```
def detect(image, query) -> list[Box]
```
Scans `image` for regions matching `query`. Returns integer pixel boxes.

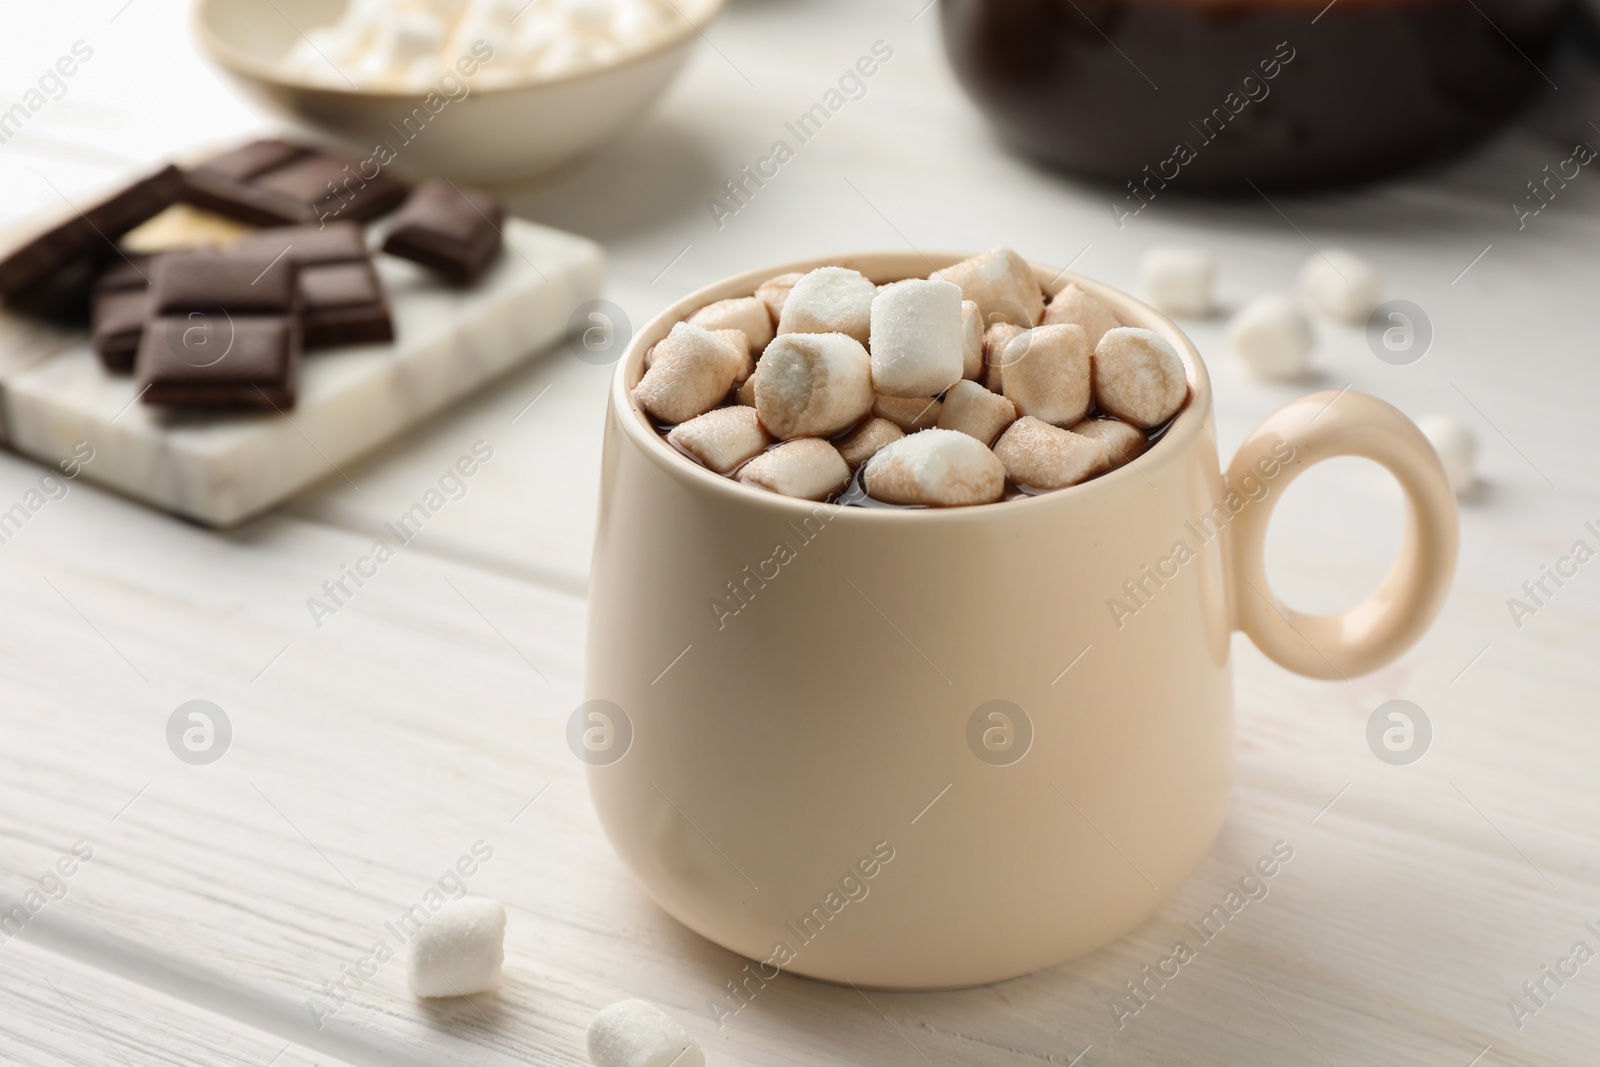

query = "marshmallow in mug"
[636,250,1191,506]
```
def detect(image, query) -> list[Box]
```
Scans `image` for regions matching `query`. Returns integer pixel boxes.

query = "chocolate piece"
[381,180,503,285]
[299,262,394,347]
[234,223,394,347]
[182,139,408,226]
[136,250,302,409]
[90,254,156,371]
[0,164,184,299]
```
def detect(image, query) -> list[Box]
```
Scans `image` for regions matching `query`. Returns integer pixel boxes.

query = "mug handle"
[1225,389,1459,680]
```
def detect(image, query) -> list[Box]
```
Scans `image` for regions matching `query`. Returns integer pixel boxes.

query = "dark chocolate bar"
[0,165,184,299]
[136,250,302,409]
[183,139,408,227]
[381,180,503,285]
[90,253,155,371]
[234,223,393,347]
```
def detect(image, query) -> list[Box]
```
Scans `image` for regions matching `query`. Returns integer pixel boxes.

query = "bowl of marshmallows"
[195,0,723,182]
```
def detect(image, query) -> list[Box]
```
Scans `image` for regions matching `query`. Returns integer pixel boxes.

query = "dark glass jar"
[939,0,1568,192]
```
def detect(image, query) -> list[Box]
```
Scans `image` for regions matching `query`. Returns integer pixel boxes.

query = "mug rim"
[609,251,1214,522]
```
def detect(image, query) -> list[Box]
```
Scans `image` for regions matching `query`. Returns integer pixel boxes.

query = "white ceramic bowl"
[194,0,723,183]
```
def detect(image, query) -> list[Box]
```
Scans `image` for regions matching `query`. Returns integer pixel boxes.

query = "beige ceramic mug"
[583,252,1458,989]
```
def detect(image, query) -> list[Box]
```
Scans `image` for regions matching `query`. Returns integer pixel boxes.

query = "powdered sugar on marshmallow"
[777,266,875,344]
[864,428,1006,507]
[869,279,965,398]
[754,333,874,438]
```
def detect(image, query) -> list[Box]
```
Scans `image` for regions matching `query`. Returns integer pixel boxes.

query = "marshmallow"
[982,322,1024,393]
[869,279,965,398]
[960,300,984,380]
[708,329,755,383]
[1042,283,1120,347]
[754,271,803,327]
[734,373,757,407]
[1002,324,1092,427]
[632,322,744,424]
[1071,417,1147,472]
[754,333,874,439]
[688,297,774,355]
[777,267,875,344]
[993,417,1104,490]
[739,438,850,501]
[932,247,1044,327]
[1092,327,1187,428]
[1299,249,1381,325]
[587,999,704,1067]
[864,428,1006,507]
[937,379,1017,447]
[836,417,905,469]
[668,405,772,474]
[873,394,943,433]
[406,897,505,998]
[1228,294,1314,381]
[1417,413,1478,496]
[1139,247,1216,318]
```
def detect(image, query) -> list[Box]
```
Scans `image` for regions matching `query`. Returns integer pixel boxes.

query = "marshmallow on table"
[1228,294,1314,381]
[1300,248,1381,325]
[587,999,704,1067]
[776,266,875,344]
[688,296,774,354]
[1042,282,1120,347]
[1072,417,1147,471]
[864,428,1006,507]
[755,271,803,327]
[754,333,874,438]
[1140,247,1216,318]
[873,394,943,433]
[869,278,965,398]
[1417,413,1478,496]
[1002,324,1092,427]
[982,322,1024,392]
[993,417,1104,490]
[938,379,1018,447]
[668,405,772,474]
[836,417,904,469]
[632,323,744,424]
[739,438,850,501]
[406,897,505,998]
[932,247,1044,327]
[960,300,983,380]
[1092,327,1187,428]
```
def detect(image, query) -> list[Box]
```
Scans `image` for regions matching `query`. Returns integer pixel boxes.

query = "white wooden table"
[2,2,1598,1065]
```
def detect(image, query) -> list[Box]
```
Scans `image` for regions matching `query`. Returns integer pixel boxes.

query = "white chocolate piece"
[632,322,743,424]
[836,417,904,469]
[1228,294,1314,381]
[993,417,1103,490]
[754,271,803,327]
[872,394,943,433]
[982,322,1024,393]
[1092,327,1187,428]
[1042,282,1120,347]
[959,300,984,380]
[754,333,874,439]
[932,247,1044,326]
[668,405,772,474]
[1002,324,1092,427]
[937,379,1017,447]
[864,428,1005,507]
[776,266,875,344]
[1299,248,1381,324]
[1139,247,1216,318]
[587,999,705,1067]
[869,279,965,398]
[738,438,850,501]
[689,297,774,354]
[708,329,755,383]
[1417,413,1478,496]
[1071,417,1147,473]
[406,897,505,998]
